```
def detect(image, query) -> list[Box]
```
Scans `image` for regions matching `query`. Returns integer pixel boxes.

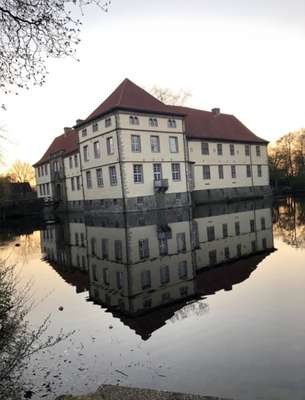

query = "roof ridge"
[116,78,129,106]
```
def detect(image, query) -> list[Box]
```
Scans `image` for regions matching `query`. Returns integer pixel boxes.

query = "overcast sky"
[1,0,305,171]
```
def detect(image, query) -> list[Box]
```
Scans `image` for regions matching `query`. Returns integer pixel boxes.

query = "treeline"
[268,129,305,191]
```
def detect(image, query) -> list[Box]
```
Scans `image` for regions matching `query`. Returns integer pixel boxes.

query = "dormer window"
[92,122,98,132]
[82,128,87,137]
[105,117,111,127]
[168,119,176,128]
[129,115,139,125]
[149,117,158,127]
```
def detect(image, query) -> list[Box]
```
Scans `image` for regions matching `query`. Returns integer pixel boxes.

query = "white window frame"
[93,141,101,159]
[106,137,114,155]
[171,163,181,181]
[96,168,103,187]
[109,166,117,186]
[169,136,178,153]
[131,135,141,152]
[133,164,143,183]
[150,135,160,152]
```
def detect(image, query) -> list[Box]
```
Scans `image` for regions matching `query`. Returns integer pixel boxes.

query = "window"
[41,166,44,176]
[202,142,209,155]
[69,157,73,169]
[114,240,123,261]
[159,237,168,256]
[109,166,117,186]
[169,136,178,152]
[230,144,235,156]
[209,250,217,266]
[92,265,98,281]
[246,165,252,178]
[86,171,92,189]
[81,255,86,269]
[82,128,87,137]
[236,244,242,257]
[178,261,188,279]
[80,233,85,247]
[261,217,266,230]
[46,183,50,195]
[133,164,143,183]
[245,144,250,156]
[153,163,162,181]
[256,145,261,156]
[251,240,257,252]
[203,165,211,180]
[139,239,149,259]
[224,247,230,260]
[235,221,240,235]
[168,118,176,128]
[257,165,262,177]
[150,135,160,152]
[149,117,158,127]
[102,238,109,259]
[262,238,267,249]
[131,135,141,152]
[42,184,46,195]
[137,196,144,205]
[76,176,81,190]
[223,223,228,238]
[231,165,236,179]
[74,154,78,168]
[141,270,151,289]
[207,226,215,241]
[250,219,255,232]
[45,164,48,175]
[92,122,98,132]
[217,143,223,155]
[96,168,103,187]
[38,167,41,177]
[71,177,75,191]
[93,141,101,158]
[105,117,111,127]
[218,165,224,179]
[83,145,89,162]
[129,115,139,125]
[171,163,181,181]
[177,232,186,253]
[103,268,109,285]
[75,232,79,246]
[160,265,170,285]
[91,238,96,256]
[106,137,114,155]
[116,271,124,289]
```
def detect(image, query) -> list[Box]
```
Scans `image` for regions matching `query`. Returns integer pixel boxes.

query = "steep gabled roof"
[33,129,78,167]
[169,105,268,144]
[78,78,185,126]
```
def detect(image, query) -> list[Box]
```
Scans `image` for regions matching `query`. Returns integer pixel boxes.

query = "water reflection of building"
[40,200,274,339]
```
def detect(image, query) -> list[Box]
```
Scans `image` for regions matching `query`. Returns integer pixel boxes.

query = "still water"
[0,197,304,400]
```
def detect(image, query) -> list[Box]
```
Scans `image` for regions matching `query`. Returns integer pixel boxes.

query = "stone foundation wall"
[192,185,272,206]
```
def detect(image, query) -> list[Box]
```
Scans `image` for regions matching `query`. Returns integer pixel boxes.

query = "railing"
[154,179,169,193]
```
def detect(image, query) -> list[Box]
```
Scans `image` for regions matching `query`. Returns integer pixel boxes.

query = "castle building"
[34,79,270,211]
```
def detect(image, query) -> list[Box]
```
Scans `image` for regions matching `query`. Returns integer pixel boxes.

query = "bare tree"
[0,0,111,93]
[150,85,192,106]
[8,160,35,184]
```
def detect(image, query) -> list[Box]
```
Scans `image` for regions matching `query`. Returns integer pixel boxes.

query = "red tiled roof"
[79,78,185,125]
[33,129,78,167]
[78,78,267,144]
[169,105,268,144]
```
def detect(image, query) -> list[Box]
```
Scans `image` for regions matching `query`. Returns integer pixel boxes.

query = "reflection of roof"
[90,250,273,340]
[47,260,89,293]
[33,129,78,167]
[196,251,272,295]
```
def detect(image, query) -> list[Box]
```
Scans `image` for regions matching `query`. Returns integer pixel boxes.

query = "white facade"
[35,162,52,199]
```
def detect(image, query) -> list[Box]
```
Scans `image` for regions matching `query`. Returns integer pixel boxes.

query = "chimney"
[64,127,71,134]
[76,119,84,125]
[211,107,220,115]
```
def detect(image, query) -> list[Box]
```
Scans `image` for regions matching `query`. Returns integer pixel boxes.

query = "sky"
[1,0,305,172]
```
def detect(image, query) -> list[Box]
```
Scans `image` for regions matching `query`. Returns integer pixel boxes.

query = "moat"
[0,197,304,400]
